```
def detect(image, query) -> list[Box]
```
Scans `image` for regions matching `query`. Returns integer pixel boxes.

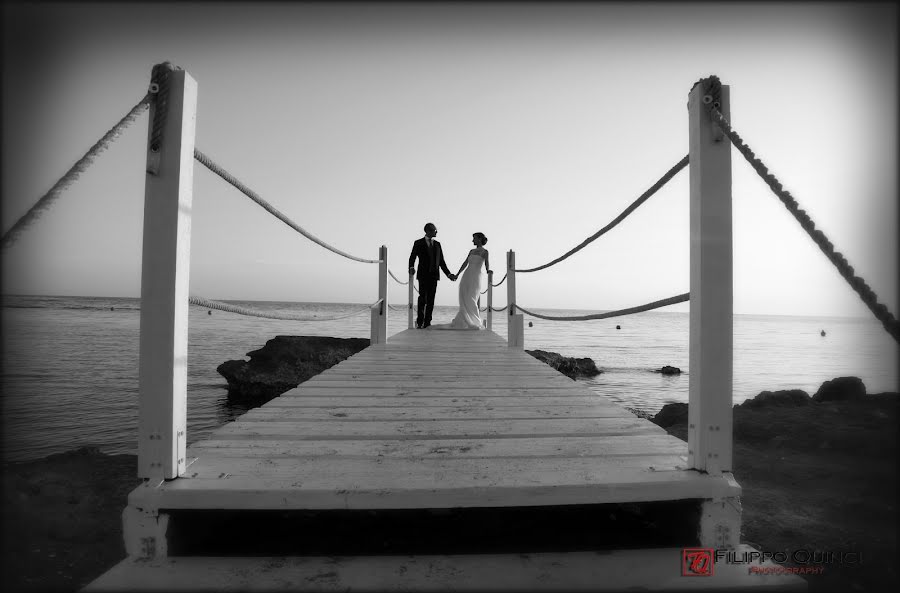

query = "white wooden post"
[137,63,197,480]
[487,270,493,331]
[408,271,414,329]
[507,250,524,348]
[687,79,733,475]
[371,245,388,345]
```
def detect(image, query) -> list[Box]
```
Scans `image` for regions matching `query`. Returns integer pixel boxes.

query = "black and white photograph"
[1,2,897,591]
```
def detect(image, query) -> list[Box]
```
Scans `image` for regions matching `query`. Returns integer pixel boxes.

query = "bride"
[429,232,491,330]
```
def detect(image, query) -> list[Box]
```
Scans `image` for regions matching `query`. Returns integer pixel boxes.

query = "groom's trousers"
[417,277,439,327]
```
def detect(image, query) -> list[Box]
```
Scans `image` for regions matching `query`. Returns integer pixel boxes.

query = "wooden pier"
[86,329,804,591]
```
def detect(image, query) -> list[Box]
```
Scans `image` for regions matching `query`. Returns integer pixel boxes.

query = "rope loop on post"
[193,148,380,264]
[1,94,152,249]
[516,292,689,321]
[706,103,900,343]
[514,155,689,273]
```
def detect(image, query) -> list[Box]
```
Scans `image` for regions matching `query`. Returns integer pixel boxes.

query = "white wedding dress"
[429,253,485,330]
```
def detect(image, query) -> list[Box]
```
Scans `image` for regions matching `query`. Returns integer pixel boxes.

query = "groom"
[408,222,456,328]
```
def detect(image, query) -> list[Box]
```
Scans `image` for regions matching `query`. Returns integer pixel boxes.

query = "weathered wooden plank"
[297,378,578,388]
[239,405,635,421]
[85,545,807,592]
[281,386,597,398]
[188,434,688,459]
[215,418,666,439]
[182,455,691,485]
[318,363,563,372]
[307,370,573,381]
[264,396,613,407]
[131,465,738,510]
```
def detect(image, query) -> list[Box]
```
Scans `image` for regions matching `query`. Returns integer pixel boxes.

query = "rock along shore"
[217,335,370,405]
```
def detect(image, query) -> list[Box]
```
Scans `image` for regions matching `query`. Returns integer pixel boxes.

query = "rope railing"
[388,270,408,285]
[189,295,375,321]
[1,94,152,249]
[492,305,509,312]
[697,79,899,342]
[513,155,689,273]
[515,292,689,321]
[492,272,508,287]
[389,270,419,293]
[193,149,380,264]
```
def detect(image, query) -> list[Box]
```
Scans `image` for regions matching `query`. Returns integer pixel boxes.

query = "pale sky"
[2,2,897,317]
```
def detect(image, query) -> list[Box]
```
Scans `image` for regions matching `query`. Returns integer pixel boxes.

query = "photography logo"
[682,548,715,576]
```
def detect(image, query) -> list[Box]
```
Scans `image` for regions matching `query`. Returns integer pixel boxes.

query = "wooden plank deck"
[85,329,800,592]
[129,329,739,512]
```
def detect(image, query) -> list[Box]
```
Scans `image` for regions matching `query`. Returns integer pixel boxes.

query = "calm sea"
[2,294,897,463]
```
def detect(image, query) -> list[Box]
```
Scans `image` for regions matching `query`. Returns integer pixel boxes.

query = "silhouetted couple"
[408,222,491,330]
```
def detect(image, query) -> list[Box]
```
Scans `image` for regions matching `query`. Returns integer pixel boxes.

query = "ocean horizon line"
[0,292,877,323]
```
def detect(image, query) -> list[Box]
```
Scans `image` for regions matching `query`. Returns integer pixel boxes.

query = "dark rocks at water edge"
[654,365,682,375]
[526,350,602,379]
[649,376,898,432]
[739,389,811,409]
[217,336,370,404]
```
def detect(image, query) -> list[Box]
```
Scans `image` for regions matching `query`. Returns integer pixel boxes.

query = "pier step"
[84,546,807,591]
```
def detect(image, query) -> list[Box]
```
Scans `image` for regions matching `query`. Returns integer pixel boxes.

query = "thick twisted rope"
[1,94,152,249]
[389,270,409,285]
[189,296,374,321]
[515,293,689,321]
[697,81,899,341]
[492,272,508,287]
[492,305,509,312]
[193,149,380,264]
[514,155,689,273]
[392,270,420,294]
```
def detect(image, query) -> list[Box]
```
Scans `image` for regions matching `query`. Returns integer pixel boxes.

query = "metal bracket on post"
[698,474,742,549]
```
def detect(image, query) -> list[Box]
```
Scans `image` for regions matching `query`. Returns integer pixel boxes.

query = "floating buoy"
[528,321,533,327]
[110,307,114,311]
[208,310,212,315]
[616,325,621,330]
[820,330,826,337]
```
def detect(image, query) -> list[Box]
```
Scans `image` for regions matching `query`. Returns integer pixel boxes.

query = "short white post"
[687,79,733,475]
[507,250,524,348]
[371,245,388,344]
[407,271,414,329]
[486,270,494,331]
[137,63,197,480]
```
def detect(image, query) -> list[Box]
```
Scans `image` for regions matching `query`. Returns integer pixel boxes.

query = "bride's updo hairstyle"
[473,232,488,246]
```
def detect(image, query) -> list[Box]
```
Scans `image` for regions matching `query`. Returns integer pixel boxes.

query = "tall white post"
[407,271,414,329]
[372,245,388,344]
[507,250,524,348]
[687,79,733,475]
[138,63,197,480]
[487,270,494,331]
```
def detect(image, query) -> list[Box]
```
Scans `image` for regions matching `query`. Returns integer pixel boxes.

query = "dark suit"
[408,237,453,327]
